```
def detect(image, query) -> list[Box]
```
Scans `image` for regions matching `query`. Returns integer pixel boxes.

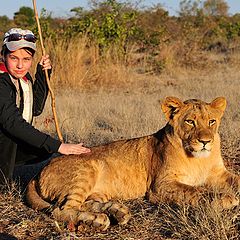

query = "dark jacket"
[0,62,62,182]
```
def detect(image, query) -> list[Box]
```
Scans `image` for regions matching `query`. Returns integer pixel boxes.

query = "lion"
[26,96,240,230]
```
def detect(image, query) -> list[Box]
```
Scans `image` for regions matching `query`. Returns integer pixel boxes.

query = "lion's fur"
[26,97,240,229]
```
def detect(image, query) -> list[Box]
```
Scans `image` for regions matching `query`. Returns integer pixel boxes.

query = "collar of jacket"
[0,62,28,82]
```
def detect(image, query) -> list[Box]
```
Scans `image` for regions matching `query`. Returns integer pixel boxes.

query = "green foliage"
[35,8,55,39]
[222,21,240,40]
[14,6,35,27]
[0,16,12,38]
[66,0,138,55]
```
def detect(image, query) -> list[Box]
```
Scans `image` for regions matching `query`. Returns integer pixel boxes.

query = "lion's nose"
[198,139,211,147]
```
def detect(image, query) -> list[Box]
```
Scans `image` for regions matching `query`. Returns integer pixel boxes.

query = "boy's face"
[5,48,33,79]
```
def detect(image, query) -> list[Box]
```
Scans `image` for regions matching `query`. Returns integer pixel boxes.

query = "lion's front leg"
[148,181,205,206]
[206,168,240,195]
[204,168,240,209]
[148,180,239,209]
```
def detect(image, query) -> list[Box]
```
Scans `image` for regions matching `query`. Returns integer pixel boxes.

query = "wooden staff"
[32,0,64,142]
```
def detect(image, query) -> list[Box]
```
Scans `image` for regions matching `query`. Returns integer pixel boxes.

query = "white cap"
[3,28,36,51]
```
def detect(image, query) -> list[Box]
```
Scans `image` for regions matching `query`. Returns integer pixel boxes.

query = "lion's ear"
[210,97,227,113]
[161,97,183,120]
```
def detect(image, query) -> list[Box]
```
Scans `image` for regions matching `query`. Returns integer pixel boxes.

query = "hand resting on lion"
[26,96,240,230]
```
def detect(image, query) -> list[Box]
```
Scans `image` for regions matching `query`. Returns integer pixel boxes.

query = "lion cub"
[26,97,240,230]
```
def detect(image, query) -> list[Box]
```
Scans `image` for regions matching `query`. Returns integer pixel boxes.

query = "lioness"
[26,97,240,230]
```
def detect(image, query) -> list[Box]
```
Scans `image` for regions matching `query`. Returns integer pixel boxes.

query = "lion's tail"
[26,179,52,212]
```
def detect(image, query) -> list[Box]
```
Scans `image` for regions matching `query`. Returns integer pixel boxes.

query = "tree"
[179,0,202,17]
[14,6,35,27]
[0,15,12,34]
[70,7,85,18]
[68,0,138,53]
[203,0,229,16]
[136,4,169,46]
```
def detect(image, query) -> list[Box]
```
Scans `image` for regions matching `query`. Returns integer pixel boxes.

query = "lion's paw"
[211,194,239,210]
[105,202,131,225]
[78,212,110,231]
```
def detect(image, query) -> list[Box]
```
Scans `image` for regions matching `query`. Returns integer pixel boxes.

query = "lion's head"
[161,97,226,158]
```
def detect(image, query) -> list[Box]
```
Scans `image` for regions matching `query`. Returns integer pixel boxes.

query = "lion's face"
[161,97,226,158]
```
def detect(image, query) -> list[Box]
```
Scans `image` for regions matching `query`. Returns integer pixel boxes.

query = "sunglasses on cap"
[4,33,37,43]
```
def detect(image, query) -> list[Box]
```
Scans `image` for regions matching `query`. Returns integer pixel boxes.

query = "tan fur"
[26,97,240,230]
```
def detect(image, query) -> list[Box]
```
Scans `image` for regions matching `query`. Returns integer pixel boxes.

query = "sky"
[0,0,239,19]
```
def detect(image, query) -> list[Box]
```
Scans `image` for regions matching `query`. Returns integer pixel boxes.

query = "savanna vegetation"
[1,0,240,239]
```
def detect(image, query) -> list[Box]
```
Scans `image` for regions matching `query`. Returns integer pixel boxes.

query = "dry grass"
[1,38,240,239]
[1,186,240,240]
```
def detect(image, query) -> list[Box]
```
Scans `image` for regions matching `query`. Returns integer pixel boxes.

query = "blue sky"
[0,0,239,18]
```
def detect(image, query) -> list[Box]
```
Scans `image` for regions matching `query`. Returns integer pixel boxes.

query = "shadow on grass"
[0,233,18,240]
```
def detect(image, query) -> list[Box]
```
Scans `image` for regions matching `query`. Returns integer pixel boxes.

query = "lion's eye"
[209,119,216,126]
[185,120,195,126]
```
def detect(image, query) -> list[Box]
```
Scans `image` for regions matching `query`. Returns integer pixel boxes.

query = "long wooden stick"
[32,0,63,142]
